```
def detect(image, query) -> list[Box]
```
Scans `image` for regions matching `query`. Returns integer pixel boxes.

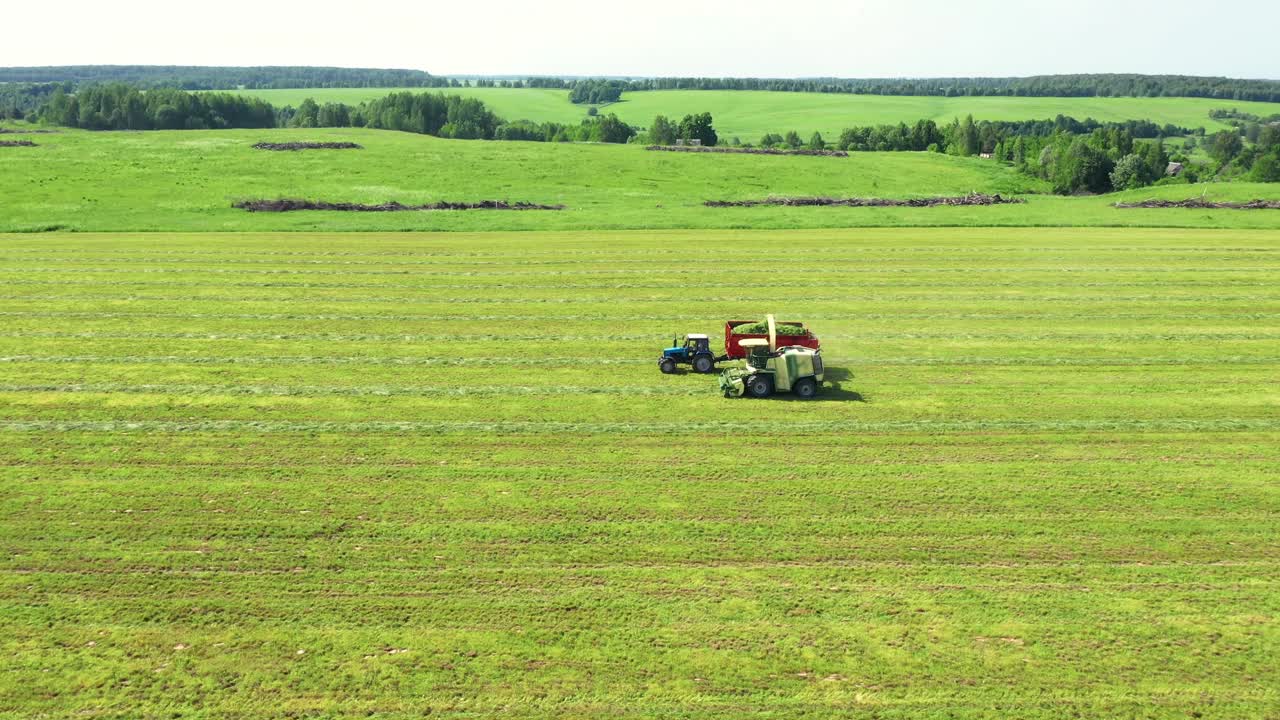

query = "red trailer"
[724,316,821,359]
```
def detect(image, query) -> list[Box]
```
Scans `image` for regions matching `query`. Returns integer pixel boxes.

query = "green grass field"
[231,87,1280,138]
[7,125,1280,234]
[1,228,1277,718]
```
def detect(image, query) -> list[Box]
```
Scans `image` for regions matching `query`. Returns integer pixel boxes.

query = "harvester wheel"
[746,375,774,398]
[793,378,818,399]
[659,359,677,374]
[693,355,714,373]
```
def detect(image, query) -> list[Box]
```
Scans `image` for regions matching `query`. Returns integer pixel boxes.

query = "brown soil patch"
[233,199,565,212]
[252,142,363,151]
[648,145,848,157]
[1114,198,1280,210]
[705,192,1023,208]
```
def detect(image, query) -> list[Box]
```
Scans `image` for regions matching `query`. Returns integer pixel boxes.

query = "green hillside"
[608,91,1280,139]
[231,87,1280,138]
[6,125,1280,234]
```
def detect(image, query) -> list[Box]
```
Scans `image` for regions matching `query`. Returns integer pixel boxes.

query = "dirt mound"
[252,142,363,151]
[233,199,565,212]
[648,145,848,157]
[1114,198,1280,210]
[705,193,1023,208]
[0,140,37,147]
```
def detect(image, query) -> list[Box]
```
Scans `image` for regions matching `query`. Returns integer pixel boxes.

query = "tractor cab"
[680,334,711,355]
[741,338,774,369]
[658,333,721,374]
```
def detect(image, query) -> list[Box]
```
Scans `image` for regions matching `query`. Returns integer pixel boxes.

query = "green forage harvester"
[719,315,825,399]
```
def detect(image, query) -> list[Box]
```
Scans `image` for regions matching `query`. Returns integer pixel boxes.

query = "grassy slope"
[608,91,1280,139]
[5,126,1280,233]
[232,87,1280,137]
[0,228,1276,718]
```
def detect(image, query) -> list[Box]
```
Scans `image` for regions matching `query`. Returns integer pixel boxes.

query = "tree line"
[1009,123,1280,190]
[699,112,1271,194]
[0,82,67,120]
[0,65,452,90]
[568,80,627,104]
[610,74,1280,102]
[36,84,640,144]
[1209,108,1280,145]
[281,91,637,143]
[40,85,276,130]
[463,74,1280,103]
[7,68,1280,102]
[1195,125,1280,182]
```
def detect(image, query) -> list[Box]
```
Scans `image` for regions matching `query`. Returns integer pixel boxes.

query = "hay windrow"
[252,142,363,151]
[648,145,848,157]
[705,193,1023,208]
[0,140,37,147]
[0,128,58,135]
[1113,198,1280,210]
[233,199,565,212]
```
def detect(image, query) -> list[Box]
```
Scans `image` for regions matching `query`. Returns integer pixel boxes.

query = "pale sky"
[4,0,1278,79]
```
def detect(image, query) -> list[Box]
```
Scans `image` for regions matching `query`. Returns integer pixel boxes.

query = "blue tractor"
[658,333,726,374]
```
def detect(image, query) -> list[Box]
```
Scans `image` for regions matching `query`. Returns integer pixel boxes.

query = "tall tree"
[649,115,677,145]
[960,114,979,156]
[677,112,717,147]
[1210,130,1244,165]
[293,98,319,128]
[595,114,636,144]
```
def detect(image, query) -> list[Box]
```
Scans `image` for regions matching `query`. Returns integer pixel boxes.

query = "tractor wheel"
[693,355,714,373]
[659,359,677,374]
[746,375,774,398]
[793,377,818,399]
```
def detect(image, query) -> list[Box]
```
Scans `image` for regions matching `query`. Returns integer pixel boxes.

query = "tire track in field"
[3,265,1273,276]
[5,279,1274,293]
[0,377,1266,398]
[2,311,1275,322]
[2,330,1277,343]
[1,355,1275,367]
[3,293,1275,305]
[3,245,1274,260]
[0,383,708,397]
[1,418,1275,434]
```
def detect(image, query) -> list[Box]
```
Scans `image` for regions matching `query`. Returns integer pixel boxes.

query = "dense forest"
[613,75,1280,102]
[816,116,1194,154]
[0,66,452,89]
[35,84,637,144]
[6,67,1280,101]
[568,80,626,104]
[0,82,67,120]
[473,74,1280,103]
[39,85,276,130]
[723,112,1279,193]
